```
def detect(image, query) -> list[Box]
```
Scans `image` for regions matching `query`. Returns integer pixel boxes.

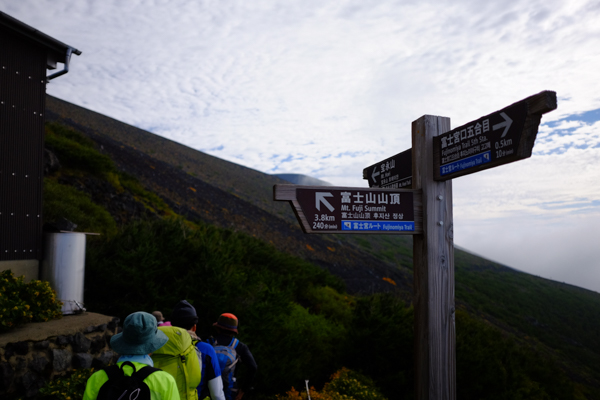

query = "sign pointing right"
[493,112,513,137]
[433,90,557,181]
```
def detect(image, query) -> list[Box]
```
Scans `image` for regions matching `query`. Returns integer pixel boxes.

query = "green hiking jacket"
[83,360,180,400]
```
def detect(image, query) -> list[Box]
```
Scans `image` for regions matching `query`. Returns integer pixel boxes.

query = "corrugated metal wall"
[0,27,47,261]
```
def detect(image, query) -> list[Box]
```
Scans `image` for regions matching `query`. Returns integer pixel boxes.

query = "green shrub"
[23,278,63,322]
[0,270,62,332]
[46,122,95,147]
[119,172,173,215]
[277,368,387,400]
[323,368,387,400]
[85,218,343,321]
[43,179,117,237]
[270,303,347,386]
[78,215,583,400]
[38,368,94,400]
[303,286,355,326]
[84,217,347,394]
[45,123,116,176]
[344,294,414,398]
[455,250,600,382]
[456,309,577,400]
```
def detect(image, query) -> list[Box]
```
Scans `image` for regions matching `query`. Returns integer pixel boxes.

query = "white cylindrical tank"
[42,232,87,314]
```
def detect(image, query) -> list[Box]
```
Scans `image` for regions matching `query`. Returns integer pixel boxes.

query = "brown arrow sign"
[363,148,412,189]
[433,90,557,181]
[274,184,423,234]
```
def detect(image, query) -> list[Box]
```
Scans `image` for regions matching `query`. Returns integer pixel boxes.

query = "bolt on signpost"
[274,91,557,400]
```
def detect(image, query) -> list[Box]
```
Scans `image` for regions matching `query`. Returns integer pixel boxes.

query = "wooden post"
[412,115,455,400]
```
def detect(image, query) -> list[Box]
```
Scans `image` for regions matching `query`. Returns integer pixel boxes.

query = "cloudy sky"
[3,0,599,292]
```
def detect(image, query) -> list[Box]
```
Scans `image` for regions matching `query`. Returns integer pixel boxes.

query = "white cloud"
[455,213,600,293]
[536,118,600,154]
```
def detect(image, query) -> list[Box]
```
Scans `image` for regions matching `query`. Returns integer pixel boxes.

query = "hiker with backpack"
[207,313,257,400]
[83,311,180,400]
[152,310,172,326]
[151,303,204,400]
[169,300,226,400]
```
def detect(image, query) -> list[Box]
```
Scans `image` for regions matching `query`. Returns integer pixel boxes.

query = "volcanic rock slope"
[44,95,414,296]
[44,95,600,390]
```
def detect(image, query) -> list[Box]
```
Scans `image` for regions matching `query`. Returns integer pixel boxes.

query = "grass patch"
[45,122,116,176]
[43,179,117,237]
[120,172,174,216]
[44,122,177,221]
[355,237,372,250]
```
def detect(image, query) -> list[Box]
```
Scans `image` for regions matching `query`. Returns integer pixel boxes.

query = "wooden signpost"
[273,90,557,400]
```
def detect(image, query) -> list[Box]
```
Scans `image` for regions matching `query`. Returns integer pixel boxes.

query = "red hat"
[213,313,238,334]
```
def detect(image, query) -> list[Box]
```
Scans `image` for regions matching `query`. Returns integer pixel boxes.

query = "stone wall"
[0,312,119,398]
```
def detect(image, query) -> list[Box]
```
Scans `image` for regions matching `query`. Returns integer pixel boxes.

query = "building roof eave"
[0,11,82,75]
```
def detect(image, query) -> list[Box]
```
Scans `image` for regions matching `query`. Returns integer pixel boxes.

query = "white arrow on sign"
[315,192,334,212]
[371,167,380,183]
[493,112,513,138]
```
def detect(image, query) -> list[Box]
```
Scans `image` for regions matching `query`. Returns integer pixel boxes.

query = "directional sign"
[363,148,412,189]
[274,185,422,234]
[433,90,557,180]
[273,90,558,400]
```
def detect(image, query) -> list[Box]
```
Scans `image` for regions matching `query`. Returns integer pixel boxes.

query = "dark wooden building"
[0,12,80,280]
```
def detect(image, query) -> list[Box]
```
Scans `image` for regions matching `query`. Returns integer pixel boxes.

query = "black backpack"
[97,361,160,400]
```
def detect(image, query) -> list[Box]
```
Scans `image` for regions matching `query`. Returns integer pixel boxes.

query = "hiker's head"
[110,311,169,355]
[152,310,164,322]
[213,313,238,335]
[171,300,199,330]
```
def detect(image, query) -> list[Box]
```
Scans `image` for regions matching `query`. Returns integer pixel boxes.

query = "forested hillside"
[41,96,600,399]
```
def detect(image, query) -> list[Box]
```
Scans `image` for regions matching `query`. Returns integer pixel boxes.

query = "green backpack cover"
[151,326,202,400]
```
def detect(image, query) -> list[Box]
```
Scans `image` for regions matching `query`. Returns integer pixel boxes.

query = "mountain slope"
[44,95,600,394]
[45,95,414,296]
